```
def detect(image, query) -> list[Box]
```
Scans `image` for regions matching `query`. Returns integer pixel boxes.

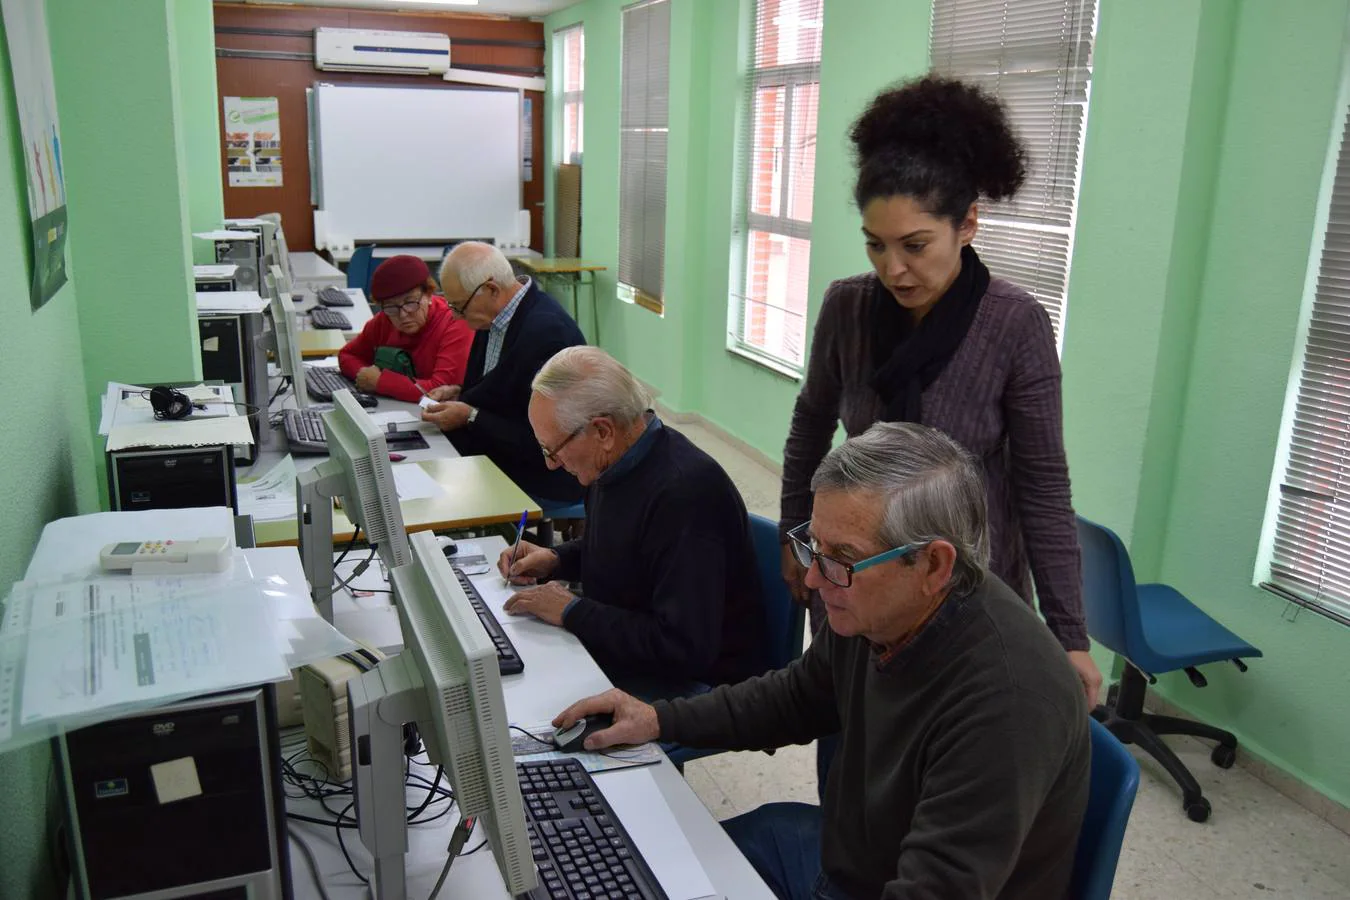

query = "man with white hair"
[497,346,769,693]
[421,242,586,504]
[552,422,1090,900]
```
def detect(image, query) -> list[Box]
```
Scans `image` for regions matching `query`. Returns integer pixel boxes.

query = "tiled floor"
[675,419,1350,899]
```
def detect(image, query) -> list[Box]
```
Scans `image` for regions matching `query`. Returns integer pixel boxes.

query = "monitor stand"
[297,459,345,621]
[348,655,430,900]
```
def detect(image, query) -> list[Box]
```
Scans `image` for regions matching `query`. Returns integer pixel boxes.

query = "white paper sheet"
[467,574,531,628]
[370,410,420,428]
[302,355,340,369]
[195,290,267,314]
[193,264,238,279]
[107,415,254,451]
[392,464,444,501]
[237,455,299,522]
[594,767,718,900]
[193,229,255,241]
[2,575,291,741]
[418,394,437,410]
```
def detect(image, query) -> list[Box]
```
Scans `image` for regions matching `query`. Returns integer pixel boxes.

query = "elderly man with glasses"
[336,254,474,401]
[496,346,769,696]
[553,421,1090,900]
[420,242,586,505]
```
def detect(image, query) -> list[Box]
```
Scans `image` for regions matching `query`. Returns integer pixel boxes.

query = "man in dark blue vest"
[422,242,585,504]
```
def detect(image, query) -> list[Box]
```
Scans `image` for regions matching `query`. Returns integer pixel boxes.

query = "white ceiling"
[244,0,578,18]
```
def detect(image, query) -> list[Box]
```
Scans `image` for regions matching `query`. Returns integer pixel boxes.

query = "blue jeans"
[722,803,856,900]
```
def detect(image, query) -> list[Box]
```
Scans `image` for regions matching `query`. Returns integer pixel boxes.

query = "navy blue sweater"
[554,423,769,686]
[449,283,586,503]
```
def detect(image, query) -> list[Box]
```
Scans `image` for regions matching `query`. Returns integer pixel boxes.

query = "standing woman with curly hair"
[781,76,1101,727]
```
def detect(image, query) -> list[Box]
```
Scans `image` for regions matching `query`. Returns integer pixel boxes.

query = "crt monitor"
[348,531,536,899]
[296,390,412,621]
[263,266,307,407]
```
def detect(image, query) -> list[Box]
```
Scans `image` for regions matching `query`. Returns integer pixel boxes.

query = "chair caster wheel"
[1211,744,1237,769]
[1185,797,1212,823]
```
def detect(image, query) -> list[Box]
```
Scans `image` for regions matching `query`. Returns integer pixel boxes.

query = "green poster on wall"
[1,0,69,311]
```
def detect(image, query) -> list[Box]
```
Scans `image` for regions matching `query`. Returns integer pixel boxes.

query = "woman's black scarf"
[869,244,990,422]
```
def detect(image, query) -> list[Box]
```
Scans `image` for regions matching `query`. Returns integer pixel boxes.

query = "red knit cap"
[369,254,431,301]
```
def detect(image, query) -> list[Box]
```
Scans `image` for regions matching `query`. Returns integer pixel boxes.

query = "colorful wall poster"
[2,0,70,310]
[224,96,283,187]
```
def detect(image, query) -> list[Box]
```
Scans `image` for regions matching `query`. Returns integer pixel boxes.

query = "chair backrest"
[1072,717,1140,900]
[748,513,806,670]
[347,244,376,294]
[1076,516,1144,658]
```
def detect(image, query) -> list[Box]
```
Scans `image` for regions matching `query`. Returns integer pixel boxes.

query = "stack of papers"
[1,507,354,754]
[195,290,267,314]
[99,381,254,451]
[236,455,299,522]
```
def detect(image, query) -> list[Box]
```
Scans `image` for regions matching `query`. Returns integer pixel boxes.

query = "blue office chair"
[1077,516,1262,822]
[666,513,806,768]
[347,244,376,295]
[1072,717,1140,900]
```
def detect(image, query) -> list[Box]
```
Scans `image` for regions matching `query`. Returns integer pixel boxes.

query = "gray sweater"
[654,575,1090,900]
[781,274,1088,651]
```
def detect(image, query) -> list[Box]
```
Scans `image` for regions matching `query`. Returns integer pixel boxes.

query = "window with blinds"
[929,0,1098,342]
[557,24,585,165]
[728,0,823,373]
[618,0,670,315]
[1266,106,1350,626]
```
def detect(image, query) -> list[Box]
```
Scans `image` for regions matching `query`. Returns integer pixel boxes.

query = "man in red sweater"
[337,255,473,402]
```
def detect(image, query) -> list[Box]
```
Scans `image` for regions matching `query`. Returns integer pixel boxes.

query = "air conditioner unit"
[314,27,451,76]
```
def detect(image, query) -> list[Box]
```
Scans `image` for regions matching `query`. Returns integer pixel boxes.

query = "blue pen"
[506,509,529,583]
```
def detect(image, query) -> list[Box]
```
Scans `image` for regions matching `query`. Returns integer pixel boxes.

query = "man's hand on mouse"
[553,689,660,751]
[503,582,573,626]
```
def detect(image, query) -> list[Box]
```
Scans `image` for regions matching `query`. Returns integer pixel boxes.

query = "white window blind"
[557,24,585,165]
[729,0,823,373]
[930,0,1098,342]
[618,0,670,314]
[1267,106,1350,625]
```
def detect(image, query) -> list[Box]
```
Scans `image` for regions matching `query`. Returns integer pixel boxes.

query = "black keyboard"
[304,367,377,407]
[317,285,355,307]
[281,408,328,454]
[518,758,667,900]
[309,307,352,330]
[453,567,523,675]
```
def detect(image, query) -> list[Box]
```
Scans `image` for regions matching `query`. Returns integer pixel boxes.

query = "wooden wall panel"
[212,2,545,252]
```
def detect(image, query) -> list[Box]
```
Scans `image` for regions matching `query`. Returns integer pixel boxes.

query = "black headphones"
[148,386,193,420]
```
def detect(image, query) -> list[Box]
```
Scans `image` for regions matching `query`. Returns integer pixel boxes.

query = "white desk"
[240,388,542,547]
[293,286,373,334]
[286,535,773,900]
[290,251,345,290]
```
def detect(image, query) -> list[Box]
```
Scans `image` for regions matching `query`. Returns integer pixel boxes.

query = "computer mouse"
[553,713,614,753]
[435,535,457,557]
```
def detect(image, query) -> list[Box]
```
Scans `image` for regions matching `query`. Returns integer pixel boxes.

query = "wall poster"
[224,96,283,187]
[2,0,70,311]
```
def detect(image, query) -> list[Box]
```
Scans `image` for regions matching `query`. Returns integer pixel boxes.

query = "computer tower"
[198,310,269,462]
[57,688,292,900]
[107,444,238,513]
[216,235,262,294]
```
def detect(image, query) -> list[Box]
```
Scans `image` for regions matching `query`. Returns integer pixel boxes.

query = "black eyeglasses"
[540,423,587,462]
[379,295,425,317]
[786,522,927,588]
[448,281,489,317]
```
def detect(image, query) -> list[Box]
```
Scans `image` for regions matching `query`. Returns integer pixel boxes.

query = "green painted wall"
[1153,0,1350,808]
[548,0,1350,807]
[546,0,931,455]
[173,0,224,263]
[49,0,202,458]
[0,11,99,898]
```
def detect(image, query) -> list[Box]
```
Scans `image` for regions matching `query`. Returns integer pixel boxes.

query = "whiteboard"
[313,84,521,243]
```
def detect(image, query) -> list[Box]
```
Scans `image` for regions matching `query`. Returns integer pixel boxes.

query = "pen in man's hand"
[506,509,529,583]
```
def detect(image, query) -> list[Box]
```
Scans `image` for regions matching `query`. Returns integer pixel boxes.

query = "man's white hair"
[438,241,517,293]
[532,347,652,433]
